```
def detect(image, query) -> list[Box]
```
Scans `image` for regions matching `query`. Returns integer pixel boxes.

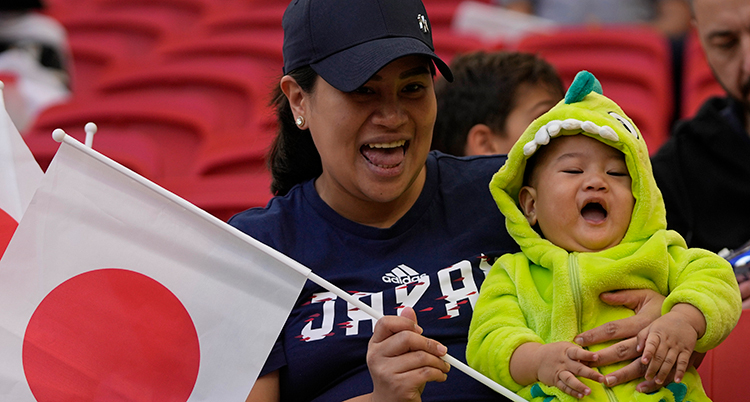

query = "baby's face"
[519,135,635,252]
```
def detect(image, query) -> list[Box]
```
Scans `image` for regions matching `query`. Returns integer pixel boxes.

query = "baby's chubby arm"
[510,341,605,399]
[637,303,706,386]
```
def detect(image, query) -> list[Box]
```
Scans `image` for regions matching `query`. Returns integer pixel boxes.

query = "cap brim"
[311,37,453,93]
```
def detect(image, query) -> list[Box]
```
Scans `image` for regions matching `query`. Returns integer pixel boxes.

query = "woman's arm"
[245,371,280,402]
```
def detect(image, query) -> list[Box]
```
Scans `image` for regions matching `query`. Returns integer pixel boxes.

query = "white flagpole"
[84,122,97,148]
[51,129,525,402]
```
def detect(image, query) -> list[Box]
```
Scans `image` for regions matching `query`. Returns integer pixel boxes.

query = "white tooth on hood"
[523,141,538,156]
[581,121,600,134]
[599,126,619,141]
[534,126,551,145]
[547,120,562,137]
[367,140,406,149]
[562,119,581,130]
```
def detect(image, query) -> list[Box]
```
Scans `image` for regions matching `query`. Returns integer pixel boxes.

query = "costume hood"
[490,70,666,254]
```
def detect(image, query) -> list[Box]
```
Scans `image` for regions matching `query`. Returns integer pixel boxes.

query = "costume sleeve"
[467,253,544,391]
[663,231,742,352]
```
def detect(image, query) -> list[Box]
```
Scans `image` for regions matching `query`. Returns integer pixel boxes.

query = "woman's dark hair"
[267,66,320,196]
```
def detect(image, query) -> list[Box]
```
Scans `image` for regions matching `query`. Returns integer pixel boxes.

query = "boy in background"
[432,51,563,156]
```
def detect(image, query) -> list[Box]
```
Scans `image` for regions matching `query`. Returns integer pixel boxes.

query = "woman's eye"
[402,83,425,93]
[352,86,375,95]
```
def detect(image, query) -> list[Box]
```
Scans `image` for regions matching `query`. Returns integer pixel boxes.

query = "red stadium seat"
[423,0,494,30]
[153,31,283,87]
[74,0,213,31]
[516,25,674,153]
[24,98,209,181]
[198,3,287,34]
[697,309,750,401]
[162,170,273,222]
[58,14,170,95]
[431,30,496,66]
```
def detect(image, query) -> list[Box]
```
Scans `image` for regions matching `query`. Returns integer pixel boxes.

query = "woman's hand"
[575,289,665,349]
[573,289,707,393]
[366,307,451,402]
[574,289,665,390]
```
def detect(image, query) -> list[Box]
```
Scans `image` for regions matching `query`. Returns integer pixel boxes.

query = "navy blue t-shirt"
[228,152,517,402]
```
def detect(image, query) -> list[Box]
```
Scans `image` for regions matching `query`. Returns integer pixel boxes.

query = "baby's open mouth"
[360,140,408,168]
[581,202,607,223]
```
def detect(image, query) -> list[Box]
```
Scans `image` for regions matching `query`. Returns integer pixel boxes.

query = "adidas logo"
[382,264,428,285]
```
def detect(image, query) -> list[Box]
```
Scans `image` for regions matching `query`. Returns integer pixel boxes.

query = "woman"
[229,0,673,400]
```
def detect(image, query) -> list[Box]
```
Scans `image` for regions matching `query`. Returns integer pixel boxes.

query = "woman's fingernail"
[636,344,642,352]
[605,376,615,386]
[437,344,447,355]
[575,337,584,344]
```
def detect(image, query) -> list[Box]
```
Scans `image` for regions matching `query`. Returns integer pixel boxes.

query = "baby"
[467,71,742,401]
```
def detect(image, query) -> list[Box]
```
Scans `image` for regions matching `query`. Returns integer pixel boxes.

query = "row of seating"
[21,0,721,222]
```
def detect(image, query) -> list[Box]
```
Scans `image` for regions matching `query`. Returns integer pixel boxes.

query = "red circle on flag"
[0,207,18,258]
[22,269,200,402]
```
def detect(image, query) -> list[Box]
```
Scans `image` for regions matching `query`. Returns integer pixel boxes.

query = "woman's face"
[302,56,437,224]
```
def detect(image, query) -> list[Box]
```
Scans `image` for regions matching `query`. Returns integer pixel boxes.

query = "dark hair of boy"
[432,51,564,156]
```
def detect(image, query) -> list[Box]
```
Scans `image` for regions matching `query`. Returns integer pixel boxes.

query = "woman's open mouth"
[360,140,409,168]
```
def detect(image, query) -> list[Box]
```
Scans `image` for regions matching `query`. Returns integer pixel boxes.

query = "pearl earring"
[295,116,305,128]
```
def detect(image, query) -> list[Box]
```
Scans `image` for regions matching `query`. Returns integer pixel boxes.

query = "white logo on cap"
[417,14,429,34]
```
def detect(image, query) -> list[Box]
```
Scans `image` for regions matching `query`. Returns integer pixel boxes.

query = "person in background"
[432,51,563,156]
[651,0,750,308]
[0,0,71,131]
[228,0,685,400]
[495,0,691,39]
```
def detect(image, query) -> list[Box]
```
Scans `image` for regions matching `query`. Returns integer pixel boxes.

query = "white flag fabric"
[0,133,310,401]
[0,82,43,256]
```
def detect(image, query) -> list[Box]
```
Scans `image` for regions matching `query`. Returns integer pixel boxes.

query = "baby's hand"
[537,342,605,399]
[637,305,702,386]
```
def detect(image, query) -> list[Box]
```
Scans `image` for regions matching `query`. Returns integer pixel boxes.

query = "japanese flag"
[0,132,310,401]
[0,82,43,256]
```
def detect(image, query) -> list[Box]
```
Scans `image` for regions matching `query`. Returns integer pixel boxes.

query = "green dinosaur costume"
[466,71,742,402]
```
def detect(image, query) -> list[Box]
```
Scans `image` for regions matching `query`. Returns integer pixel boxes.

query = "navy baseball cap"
[282,0,453,92]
